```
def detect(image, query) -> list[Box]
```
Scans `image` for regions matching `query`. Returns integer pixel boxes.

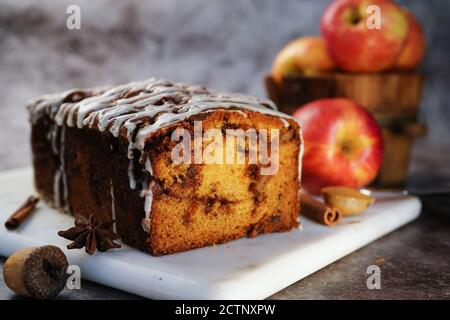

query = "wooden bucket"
[264,72,426,187]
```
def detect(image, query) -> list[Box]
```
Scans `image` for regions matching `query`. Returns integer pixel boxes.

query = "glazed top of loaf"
[27,78,297,152]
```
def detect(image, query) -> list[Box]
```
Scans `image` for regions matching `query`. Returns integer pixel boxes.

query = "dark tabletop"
[1,174,449,300]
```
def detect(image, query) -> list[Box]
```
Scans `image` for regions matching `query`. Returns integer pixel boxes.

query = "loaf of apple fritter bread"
[28,78,303,256]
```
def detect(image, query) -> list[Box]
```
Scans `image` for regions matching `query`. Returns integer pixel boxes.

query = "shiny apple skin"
[394,10,425,70]
[294,98,384,194]
[272,36,335,83]
[321,0,409,73]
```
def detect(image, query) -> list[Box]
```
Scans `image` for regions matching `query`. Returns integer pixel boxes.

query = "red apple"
[394,10,425,70]
[272,36,335,83]
[321,0,409,73]
[294,98,383,194]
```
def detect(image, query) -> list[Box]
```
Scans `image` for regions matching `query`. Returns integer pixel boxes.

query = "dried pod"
[321,186,375,216]
[3,245,68,299]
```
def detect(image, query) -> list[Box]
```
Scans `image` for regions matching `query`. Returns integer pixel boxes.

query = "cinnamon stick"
[301,193,342,226]
[5,196,40,230]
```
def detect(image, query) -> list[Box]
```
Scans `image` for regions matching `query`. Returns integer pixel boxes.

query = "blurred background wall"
[0,0,448,181]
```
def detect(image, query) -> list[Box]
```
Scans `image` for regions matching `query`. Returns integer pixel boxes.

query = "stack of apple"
[272,0,425,79]
[271,0,425,194]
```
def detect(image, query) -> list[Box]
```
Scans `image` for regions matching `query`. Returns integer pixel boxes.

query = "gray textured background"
[0,0,449,177]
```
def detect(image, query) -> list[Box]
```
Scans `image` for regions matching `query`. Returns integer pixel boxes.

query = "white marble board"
[0,168,421,299]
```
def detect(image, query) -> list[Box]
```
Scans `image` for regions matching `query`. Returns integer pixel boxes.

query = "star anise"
[58,214,121,255]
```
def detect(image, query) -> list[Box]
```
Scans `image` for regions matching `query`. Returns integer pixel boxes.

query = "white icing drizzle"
[128,161,137,190]
[60,126,69,212]
[297,127,304,203]
[53,169,62,208]
[49,123,68,211]
[28,88,107,125]
[140,154,155,232]
[29,78,295,155]
[110,179,117,233]
[132,92,292,151]
[49,123,59,154]
[28,78,302,233]
[140,180,155,233]
[144,156,153,176]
